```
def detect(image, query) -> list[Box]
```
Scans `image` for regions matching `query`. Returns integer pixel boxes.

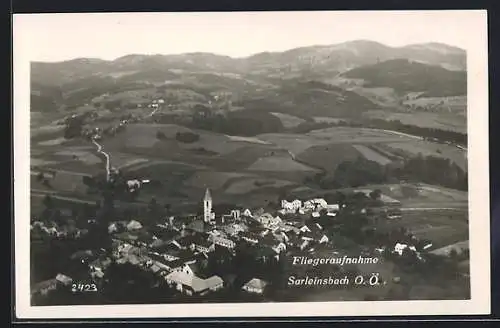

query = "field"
[224,177,295,195]
[247,155,318,172]
[295,143,362,171]
[184,171,256,190]
[270,112,306,128]
[29,119,469,212]
[30,170,90,195]
[352,144,392,165]
[363,110,467,134]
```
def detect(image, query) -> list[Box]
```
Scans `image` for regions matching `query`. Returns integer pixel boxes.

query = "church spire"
[203,188,213,223]
[204,188,212,201]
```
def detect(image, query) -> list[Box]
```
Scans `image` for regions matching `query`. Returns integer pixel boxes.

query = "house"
[89,257,112,272]
[175,235,195,250]
[275,231,290,243]
[55,273,73,286]
[258,214,282,227]
[242,209,253,217]
[191,234,215,253]
[223,223,247,236]
[326,204,340,212]
[230,210,241,220]
[281,199,302,213]
[239,232,259,244]
[272,242,287,254]
[303,200,316,211]
[114,232,139,245]
[126,220,143,231]
[165,264,223,296]
[393,243,417,256]
[211,235,236,249]
[299,225,311,233]
[108,222,120,234]
[242,278,268,294]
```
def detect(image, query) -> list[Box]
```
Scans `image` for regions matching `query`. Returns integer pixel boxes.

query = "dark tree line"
[290,118,467,146]
[190,107,284,136]
[307,154,467,191]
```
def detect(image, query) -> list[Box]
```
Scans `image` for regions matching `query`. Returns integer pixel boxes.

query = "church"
[203,188,216,224]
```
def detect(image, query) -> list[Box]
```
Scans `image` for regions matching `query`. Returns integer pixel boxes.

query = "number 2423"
[72,283,97,292]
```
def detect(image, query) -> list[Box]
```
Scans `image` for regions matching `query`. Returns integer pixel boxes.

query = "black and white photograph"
[14,10,490,318]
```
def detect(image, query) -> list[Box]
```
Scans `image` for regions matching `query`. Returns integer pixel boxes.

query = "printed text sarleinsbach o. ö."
[287,255,382,287]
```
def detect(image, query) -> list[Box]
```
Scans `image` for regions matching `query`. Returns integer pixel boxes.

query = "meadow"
[362,110,467,134]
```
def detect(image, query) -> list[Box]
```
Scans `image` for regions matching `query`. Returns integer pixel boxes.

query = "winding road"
[90,106,160,181]
[92,138,111,181]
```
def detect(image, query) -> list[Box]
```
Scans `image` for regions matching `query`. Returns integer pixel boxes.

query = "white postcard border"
[14,10,491,319]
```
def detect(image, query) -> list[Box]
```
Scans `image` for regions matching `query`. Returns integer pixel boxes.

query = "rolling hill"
[341,59,467,97]
[30,40,467,127]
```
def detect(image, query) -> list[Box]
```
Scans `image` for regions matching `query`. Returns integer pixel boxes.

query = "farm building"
[242,278,268,294]
[165,266,223,296]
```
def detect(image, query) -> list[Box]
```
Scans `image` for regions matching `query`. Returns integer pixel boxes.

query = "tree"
[369,189,382,200]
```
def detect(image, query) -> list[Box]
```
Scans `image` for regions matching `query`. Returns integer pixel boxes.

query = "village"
[30,179,469,304]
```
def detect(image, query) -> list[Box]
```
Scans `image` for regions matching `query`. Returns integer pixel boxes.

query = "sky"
[13,11,482,62]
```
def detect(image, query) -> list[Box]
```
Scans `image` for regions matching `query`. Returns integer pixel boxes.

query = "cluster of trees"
[63,116,86,139]
[394,154,467,190]
[190,107,284,136]
[307,153,467,191]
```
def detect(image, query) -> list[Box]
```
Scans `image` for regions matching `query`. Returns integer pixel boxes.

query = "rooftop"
[243,278,268,290]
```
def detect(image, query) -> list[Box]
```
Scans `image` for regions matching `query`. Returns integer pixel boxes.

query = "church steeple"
[203,188,213,223]
[204,188,212,201]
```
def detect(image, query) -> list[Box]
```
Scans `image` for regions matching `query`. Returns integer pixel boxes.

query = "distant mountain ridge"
[30,40,467,114]
[32,40,466,84]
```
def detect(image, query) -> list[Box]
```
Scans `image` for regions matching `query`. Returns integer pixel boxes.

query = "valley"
[28,39,470,305]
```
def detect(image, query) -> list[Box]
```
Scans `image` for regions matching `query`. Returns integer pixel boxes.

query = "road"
[146,106,160,118]
[91,106,159,180]
[92,139,111,181]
